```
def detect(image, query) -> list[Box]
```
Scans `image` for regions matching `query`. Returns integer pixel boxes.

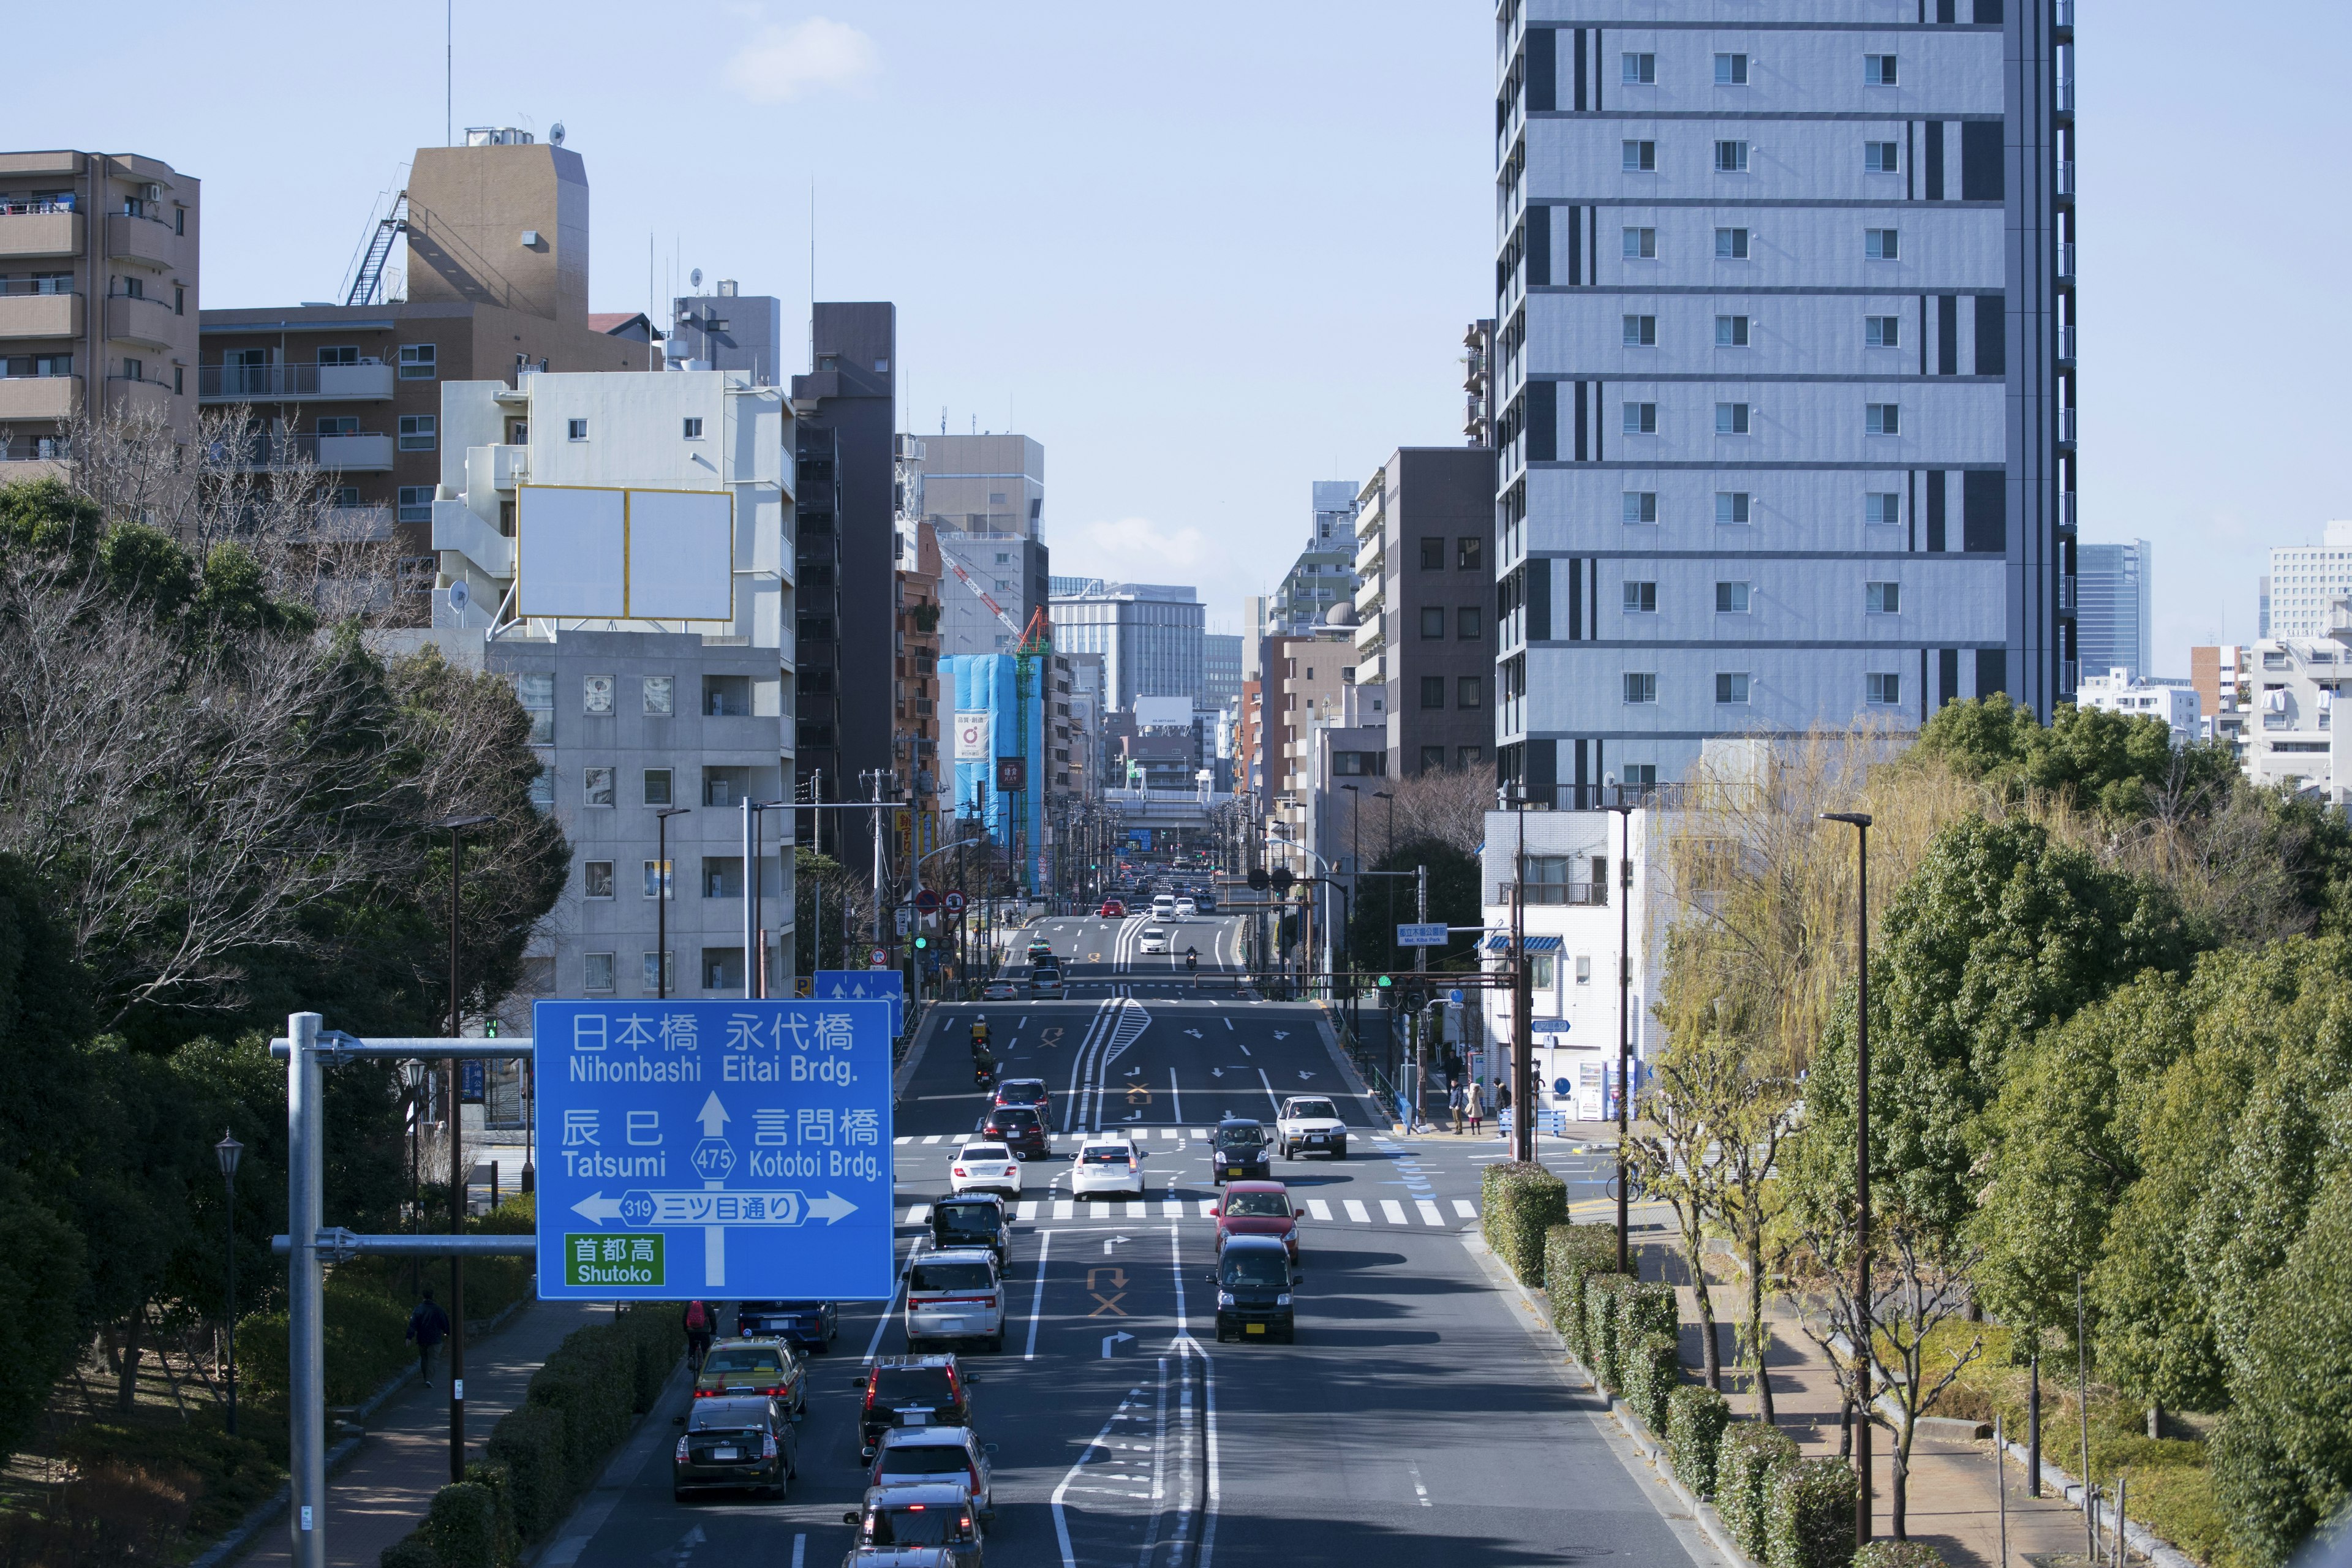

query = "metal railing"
[200,361,388,399]
[2057,325,2076,364]
[2058,406,2078,445]
[0,278,72,296]
[0,200,74,217]
[1498,880,1608,907]
[2056,160,2075,197]
[2055,79,2075,113]
[2056,242,2076,282]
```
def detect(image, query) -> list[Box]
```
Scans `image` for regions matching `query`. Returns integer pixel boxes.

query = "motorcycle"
[1185,949,1199,973]
[973,1056,997,1087]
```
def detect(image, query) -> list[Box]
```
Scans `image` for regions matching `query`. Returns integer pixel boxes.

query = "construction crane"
[932,539,1026,644]
[933,538,1053,891]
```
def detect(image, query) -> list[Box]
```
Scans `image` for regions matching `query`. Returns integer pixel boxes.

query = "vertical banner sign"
[533,999,896,1300]
[954,712,991,760]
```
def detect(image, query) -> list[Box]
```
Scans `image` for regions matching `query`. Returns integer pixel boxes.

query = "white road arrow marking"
[1101,1331,1136,1359]
[1104,1234,1132,1255]
[571,1192,624,1224]
[1210,1068,1224,1078]
[696,1092,730,1136]
[1272,1030,1290,1041]
[1297,1070,1315,1080]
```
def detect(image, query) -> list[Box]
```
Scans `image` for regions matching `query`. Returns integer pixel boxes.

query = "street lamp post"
[215,1129,243,1436]
[654,805,692,1000]
[1821,809,1875,1545]
[432,811,493,1485]
[1602,775,1637,1271]
[401,1058,424,1297]
[1341,783,1361,986]
[1373,790,1395,974]
[743,797,789,998]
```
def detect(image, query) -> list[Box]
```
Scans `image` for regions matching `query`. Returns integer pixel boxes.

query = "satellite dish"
[448,580,470,614]
[549,121,565,146]
[691,267,703,290]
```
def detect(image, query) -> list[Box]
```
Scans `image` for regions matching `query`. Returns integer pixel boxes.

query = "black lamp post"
[653,805,691,999]
[1601,775,1637,1271]
[1820,809,1874,1545]
[432,810,493,1485]
[1340,783,1361,976]
[401,1057,425,1295]
[215,1128,243,1436]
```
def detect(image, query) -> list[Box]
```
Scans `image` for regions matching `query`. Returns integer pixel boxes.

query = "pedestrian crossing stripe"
[1306,1199,1332,1220]
[1380,1199,1408,1224]
[1344,1199,1371,1223]
[899,1194,1482,1228]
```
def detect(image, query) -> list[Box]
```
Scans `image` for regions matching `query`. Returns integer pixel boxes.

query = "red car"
[1099,899,1126,918]
[1214,1182,1300,1262]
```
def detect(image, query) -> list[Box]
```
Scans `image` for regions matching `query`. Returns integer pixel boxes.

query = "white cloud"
[1064,516,1212,579]
[724,18,880,103]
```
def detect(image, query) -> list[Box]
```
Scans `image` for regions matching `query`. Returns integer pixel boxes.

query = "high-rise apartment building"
[0,151,199,464]
[2075,539,2151,683]
[2264,523,2352,641]
[913,433,1050,657]
[1351,445,1499,777]
[1048,578,1204,713]
[1267,481,1361,639]
[670,281,783,383]
[1492,5,2076,802]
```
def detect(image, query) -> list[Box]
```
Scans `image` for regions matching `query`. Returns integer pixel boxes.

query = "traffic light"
[914,936,929,950]
[1269,867,1295,895]
[1376,974,1393,989]
[1248,869,1269,892]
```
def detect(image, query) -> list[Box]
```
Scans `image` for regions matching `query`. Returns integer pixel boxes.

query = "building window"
[1716,491,1751,524]
[122,357,143,383]
[583,861,614,899]
[566,418,589,441]
[1866,492,1901,526]
[1622,314,1657,347]
[1866,403,1902,435]
[643,859,673,899]
[528,764,552,808]
[644,676,674,715]
[1867,671,1903,706]
[317,416,360,435]
[1458,537,1482,571]
[584,674,614,714]
[1714,140,1751,173]
[703,857,744,899]
[397,484,432,523]
[1623,402,1658,435]
[1420,537,1444,570]
[1621,140,1656,173]
[1457,745,1483,769]
[1458,677,1484,708]
[1864,54,1899,86]
[680,416,704,440]
[1866,581,1902,614]
[1717,672,1752,704]
[1420,745,1447,772]
[1622,227,1657,260]
[583,766,615,807]
[174,366,183,394]
[1575,954,1593,986]
[584,952,616,992]
[703,947,745,992]
[1716,315,1751,347]
[1716,402,1751,435]
[1421,606,1447,639]
[398,342,437,379]
[1865,228,1901,260]
[1865,141,1901,174]
[1717,581,1752,613]
[642,952,673,992]
[1714,52,1749,85]
[398,415,436,451]
[1714,227,1751,260]
[1866,315,1901,348]
[318,345,360,365]
[514,672,554,742]
[1624,673,1658,705]
[1420,676,1445,710]
[1622,492,1658,524]
[643,767,673,806]
[1623,581,1658,614]
[1459,606,1483,639]
[1623,51,1656,84]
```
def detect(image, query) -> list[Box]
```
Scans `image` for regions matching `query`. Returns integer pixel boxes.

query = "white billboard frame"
[516,483,736,624]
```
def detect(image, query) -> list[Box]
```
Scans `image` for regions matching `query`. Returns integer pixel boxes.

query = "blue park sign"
[533,999,897,1301]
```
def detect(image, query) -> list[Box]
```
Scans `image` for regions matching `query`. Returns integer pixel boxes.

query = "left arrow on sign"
[696,1091,730,1136]
[571,1193,624,1224]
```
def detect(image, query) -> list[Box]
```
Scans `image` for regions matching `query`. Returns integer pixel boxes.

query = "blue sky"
[12,2,2348,664]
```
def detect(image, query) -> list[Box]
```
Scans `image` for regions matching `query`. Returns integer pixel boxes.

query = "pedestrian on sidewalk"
[1446,1077,1464,1134]
[684,1300,715,1373]
[1463,1077,1483,1135]
[406,1289,450,1388]
[1493,1077,1513,1141]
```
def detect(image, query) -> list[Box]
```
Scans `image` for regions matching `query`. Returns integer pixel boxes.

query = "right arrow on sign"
[805,1192,858,1224]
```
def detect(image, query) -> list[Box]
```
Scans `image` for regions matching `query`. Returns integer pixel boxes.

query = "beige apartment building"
[0,150,199,467]
[200,129,655,582]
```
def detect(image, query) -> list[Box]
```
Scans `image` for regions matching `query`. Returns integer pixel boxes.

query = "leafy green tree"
[1915,695,2237,820]
[1345,839,1480,976]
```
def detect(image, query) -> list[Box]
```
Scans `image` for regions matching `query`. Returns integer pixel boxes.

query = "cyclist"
[684,1300,714,1372]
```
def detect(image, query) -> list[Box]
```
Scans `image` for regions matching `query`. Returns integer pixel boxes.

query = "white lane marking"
[1344,1199,1371,1224]
[922,1135,943,1145]
[894,1136,912,1145]
[1417,1200,1445,1226]
[1088,1202,1107,1218]
[1256,1067,1282,1119]
[861,1245,916,1364]
[1054,1200,1074,1219]
[1197,1198,1218,1216]
[1170,1065,1183,1127]
[1158,1128,1178,1140]
[1223,1017,1234,1030]
[1453,1199,1478,1218]
[1190,1128,1207,1138]
[1052,1382,1138,1568]
[1018,1200,1039,1221]
[1235,1043,1251,1057]
[1409,1461,1431,1508]
[1306,1199,1332,1221]
[1381,1199,1409,1225]
[905,1204,931,1224]
[1162,1198,1185,1217]
[1023,1227,1054,1361]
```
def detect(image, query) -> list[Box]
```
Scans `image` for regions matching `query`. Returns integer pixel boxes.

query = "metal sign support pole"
[287,1011,325,1568]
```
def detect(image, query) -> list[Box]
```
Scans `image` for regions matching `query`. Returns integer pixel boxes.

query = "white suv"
[905,1250,1005,1352]
[1071,1137,1145,1198]
[1276,1096,1349,1159]
[1152,894,1177,919]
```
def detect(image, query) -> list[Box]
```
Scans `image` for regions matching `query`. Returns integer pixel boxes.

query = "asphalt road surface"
[560,913,1716,1568]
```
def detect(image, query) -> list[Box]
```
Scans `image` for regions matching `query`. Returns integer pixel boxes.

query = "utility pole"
[1415,862,1429,978]
[1511,791,1534,1163]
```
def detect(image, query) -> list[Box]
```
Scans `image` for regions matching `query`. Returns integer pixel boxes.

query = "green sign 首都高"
[564,1232,665,1288]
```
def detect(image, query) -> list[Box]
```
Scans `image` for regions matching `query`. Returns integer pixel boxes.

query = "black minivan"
[1212,1117,1271,1185]
[1213,1235,1296,1343]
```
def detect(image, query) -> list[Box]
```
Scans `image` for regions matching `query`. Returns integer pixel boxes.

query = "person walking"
[1446,1077,1465,1135]
[1493,1077,1513,1142]
[1463,1077,1483,1136]
[406,1288,450,1388]
[684,1299,715,1373]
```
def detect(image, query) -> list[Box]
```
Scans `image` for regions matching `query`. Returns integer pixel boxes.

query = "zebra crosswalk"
[895,1193,1481,1230]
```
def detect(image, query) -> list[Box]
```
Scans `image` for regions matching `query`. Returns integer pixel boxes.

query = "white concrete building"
[2242,630,2352,804]
[2076,667,2198,748]
[2264,522,2352,641]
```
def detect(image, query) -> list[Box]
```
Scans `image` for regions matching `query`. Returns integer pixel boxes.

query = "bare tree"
[1367,765,1492,861]
[1627,1031,1736,1389]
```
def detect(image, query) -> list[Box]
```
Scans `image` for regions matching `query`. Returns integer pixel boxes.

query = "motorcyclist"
[1185,946,1199,973]
[970,1015,990,1053]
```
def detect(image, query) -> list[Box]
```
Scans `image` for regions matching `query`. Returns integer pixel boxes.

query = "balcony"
[2054,78,2075,118]
[2054,0,2073,36]
[107,374,174,422]
[0,206,82,260]
[1353,532,1384,578]
[1499,880,1608,908]
[2057,324,2076,368]
[104,210,193,273]
[315,505,394,542]
[2059,576,2078,612]
[229,431,396,473]
[2060,491,2078,533]
[0,373,80,421]
[2056,242,2076,285]
[2056,160,2075,202]
[1353,612,1384,654]
[0,288,79,339]
[105,292,180,351]
[2057,406,2078,449]
[199,360,398,404]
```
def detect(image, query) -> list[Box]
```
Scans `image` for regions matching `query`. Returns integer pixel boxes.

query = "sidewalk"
[233,1298,605,1568]
[1658,1246,2103,1568]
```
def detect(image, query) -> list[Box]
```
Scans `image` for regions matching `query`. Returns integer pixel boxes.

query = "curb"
[1461,1232,1751,1568]
[893,1003,946,1102]
[524,1354,695,1568]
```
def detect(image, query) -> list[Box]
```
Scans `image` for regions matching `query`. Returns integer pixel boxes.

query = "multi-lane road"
[565,912,1718,1568]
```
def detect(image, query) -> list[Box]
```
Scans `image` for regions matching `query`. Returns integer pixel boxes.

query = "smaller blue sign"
[1449,989,1464,1005]
[1397,922,1449,948]
[813,970,903,1037]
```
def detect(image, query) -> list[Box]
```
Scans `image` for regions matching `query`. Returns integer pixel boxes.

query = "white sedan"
[1071,1139,1145,1198]
[1174,897,1197,917]
[949,1142,1022,1197]
[1139,927,1169,954]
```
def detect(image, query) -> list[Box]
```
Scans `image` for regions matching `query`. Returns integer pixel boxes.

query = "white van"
[905,1249,1005,1353]
[1152,894,1177,919]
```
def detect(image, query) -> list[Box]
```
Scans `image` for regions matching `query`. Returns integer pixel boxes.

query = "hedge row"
[382,1302,686,1568]
[1850,1542,1948,1568]
[1767,1458,1861,1568]
[1585,1273,1629,1392]
[1717,1420,1801,1559]
[1542,1224,1621,1360]
[1669,1385,1733,1499]
[1623,1332,1679,1438]
[1482,1163,1566,1284]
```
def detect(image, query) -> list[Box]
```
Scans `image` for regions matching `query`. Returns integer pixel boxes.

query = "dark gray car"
[673,1394,797,1501]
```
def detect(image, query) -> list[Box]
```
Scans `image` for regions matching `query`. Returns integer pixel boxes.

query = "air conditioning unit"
[141,183,162,202]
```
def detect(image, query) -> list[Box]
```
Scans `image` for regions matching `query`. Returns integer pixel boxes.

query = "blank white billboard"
[626,488,734,621]
[517,486,625,617]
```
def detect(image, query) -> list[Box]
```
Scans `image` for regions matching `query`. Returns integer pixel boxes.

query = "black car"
[930,1195,1011,1267]
[1213,1235,1297,1343]
[1193,890,1216,913]
[981,1103,1048,1161]
[736,1300,840,1352]
[856,1354,978,1461]
[1212,1117,1271,1185]
[674,1393,799,1501]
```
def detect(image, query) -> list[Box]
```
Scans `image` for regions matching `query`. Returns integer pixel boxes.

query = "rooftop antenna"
[445,0,452,146]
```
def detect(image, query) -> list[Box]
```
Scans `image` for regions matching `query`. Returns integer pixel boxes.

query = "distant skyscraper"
[2075,540,2152,682]
[671,280,784,383]
[2264,521,2352,639]
[1047,579,1204,712]
[1202,633,1243,710]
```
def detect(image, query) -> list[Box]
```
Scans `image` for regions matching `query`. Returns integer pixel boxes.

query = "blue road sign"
[533,999,896,1301]
[813,970,904,1038]
[1396,922,1449,948]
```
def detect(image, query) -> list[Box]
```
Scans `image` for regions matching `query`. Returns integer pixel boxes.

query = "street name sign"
[1396,922,1449,948]
[814,970,904,1038]
[533,999,895,1300]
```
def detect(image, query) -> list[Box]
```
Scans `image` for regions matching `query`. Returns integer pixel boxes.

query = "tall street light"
[215,1129,243,1436]
[743,797,789,998]
[653,805,692,1000]
[1821,809,1874,1545]
[1601,775,1637,1272]
[432,811,493,1485]
[1373,790,1395,974]
[1340,783,1361,978]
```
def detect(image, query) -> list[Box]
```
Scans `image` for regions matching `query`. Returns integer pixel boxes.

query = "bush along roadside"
[1669,1385,1734,1500]
[1615,1281,1679,1433]
[379,1302,685,1567]
[1543,1223,1621,1362]
[1717,1420,1801,1561]
[1851,1543,1948,1568]
[1767,1457,1861,1568]
[1584,1274,1630,1395]
[1482,1163,1567,1285]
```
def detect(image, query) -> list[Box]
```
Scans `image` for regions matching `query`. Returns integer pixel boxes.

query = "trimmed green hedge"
[1623,1332,1679,1438]
[1482,1162,1567,1284]
[1851,1542,1948,1568]
[1585,1274,1630,1393]
[1669,1385,1733,1499]
[1717,1420,1801,1560]
[425,1477,504,1568]
[484,1400,568,1542]
[1619,1279,1678,1347]
[1767,1457,1860,1568]
[1543,1223,1621,1361]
